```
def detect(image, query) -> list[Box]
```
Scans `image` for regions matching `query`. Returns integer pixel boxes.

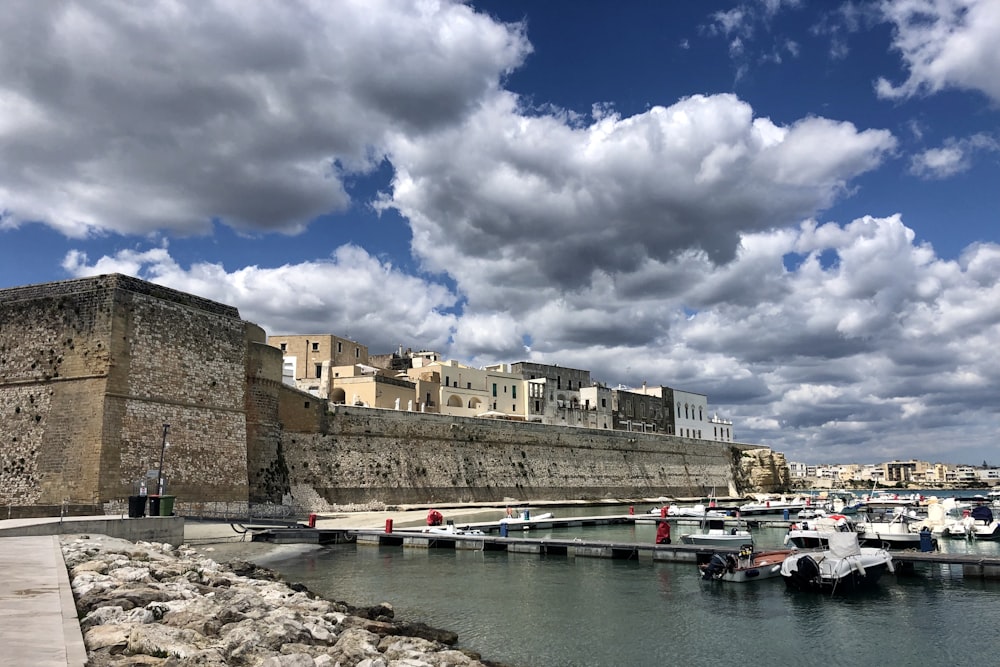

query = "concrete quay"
[0,535,87,667]
[0,514,185,667]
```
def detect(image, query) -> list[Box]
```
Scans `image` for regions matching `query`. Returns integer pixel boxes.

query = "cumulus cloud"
[62,244,459,352]
[910,133,1000,178]
[0,0,529,237]
[877,0,1000,103]
[60,208,1000,465]
[6,1,999,465]
[382,92,896,307]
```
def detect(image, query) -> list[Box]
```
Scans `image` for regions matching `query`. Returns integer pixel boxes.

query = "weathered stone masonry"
[0,275,250,510]
[276,405,773,505]
[2,274,789,515]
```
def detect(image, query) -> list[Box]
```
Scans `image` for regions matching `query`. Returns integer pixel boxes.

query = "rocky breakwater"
[61,534,505,667]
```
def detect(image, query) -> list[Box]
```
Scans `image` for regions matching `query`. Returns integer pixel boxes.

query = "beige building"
[406,360,526,419]
[267,334,369,398]
[328,363,418,410]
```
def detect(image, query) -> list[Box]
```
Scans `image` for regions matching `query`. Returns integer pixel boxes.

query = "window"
[355,347,360,358]
[279,342,287,351]
[534,400,541,412]
[445,375,450,386]
[467,382,472,389]
[601,398,607,408]
[315,364,322,378]
[492,383,497,397]
[304,401,310,408]
[337,342,343,353]
[311,342,319,351]
[512,385,517,399]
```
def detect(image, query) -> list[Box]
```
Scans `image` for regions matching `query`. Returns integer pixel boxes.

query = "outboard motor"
[790,554,821,590]
[701,553,730,580]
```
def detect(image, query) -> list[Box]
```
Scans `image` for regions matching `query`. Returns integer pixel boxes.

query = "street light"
[157,423,169,495]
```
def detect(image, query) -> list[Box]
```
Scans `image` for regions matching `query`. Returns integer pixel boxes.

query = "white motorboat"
[422,524,485,536]
[680,518,752,548]
[738,495,812,516]
[647,503,727,519]
[780,532,894,594]
[699,545,795,583]
[855,509,934,550]
[784,514,855,549]
[943,506,1000,540]
[500,510,554,529]
[861,491,922,510]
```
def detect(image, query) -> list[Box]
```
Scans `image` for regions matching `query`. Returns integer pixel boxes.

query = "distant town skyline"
[2,1,999,466]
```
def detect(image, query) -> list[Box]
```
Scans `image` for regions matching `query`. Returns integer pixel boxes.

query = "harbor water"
[251,502,1000,667]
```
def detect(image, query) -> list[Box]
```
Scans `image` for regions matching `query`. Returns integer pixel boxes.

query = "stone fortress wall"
[0,275,250,511]
[1,274,789,515]
[272,404,784,506]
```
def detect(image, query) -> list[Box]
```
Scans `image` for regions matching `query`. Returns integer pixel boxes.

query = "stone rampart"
[0,275,250,510]
[280,406,776,506]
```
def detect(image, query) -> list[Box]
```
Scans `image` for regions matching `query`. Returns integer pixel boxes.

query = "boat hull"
[681,534,752,548]
[780,546,894,594]
[782,560,892,593]
[700,549,793,583]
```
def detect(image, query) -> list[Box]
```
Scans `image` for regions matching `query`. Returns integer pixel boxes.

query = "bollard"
[385,518,393,534]
[308,513,317,528]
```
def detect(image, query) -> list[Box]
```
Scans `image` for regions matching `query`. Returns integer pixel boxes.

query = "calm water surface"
[257,503,1000,667]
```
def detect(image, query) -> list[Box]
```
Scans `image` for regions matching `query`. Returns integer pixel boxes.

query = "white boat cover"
[824,531,862,558]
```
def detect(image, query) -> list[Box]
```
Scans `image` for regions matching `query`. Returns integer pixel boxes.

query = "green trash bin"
[158,495,175,516]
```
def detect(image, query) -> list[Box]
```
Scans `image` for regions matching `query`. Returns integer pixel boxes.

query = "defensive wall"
[272,405,787,506]
[2,274,789,516]
[0,274,251,515]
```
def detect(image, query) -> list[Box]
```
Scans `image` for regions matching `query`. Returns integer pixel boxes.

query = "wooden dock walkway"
[247,515,1000,579]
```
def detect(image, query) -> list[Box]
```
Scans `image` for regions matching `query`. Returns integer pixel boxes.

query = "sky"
[2,1,999,467]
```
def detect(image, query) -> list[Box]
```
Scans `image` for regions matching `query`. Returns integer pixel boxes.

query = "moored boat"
[647,503,727,519]
[784,514,855,549]
[780,532,894,594]
[699,545,795,583]
[738,494,812,516]
[680,518,753,548]
[855,509,934,550]
[943,505,1000,540]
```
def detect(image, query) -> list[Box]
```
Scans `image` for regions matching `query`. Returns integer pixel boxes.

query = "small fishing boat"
[680,518,752,548]
[780,532,894,594]
[699,545,795,583]
[500,510,555,529]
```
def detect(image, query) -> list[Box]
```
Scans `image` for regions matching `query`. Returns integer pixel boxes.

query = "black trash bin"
[148,494,161,517]
[127,495,148,518]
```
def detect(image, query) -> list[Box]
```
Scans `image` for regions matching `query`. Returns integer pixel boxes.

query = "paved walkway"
[0,535,87,667]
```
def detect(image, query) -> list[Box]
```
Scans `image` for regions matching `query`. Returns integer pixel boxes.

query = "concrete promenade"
[0,535,87,667]
[0,507,465,667]
[0,514,186,667]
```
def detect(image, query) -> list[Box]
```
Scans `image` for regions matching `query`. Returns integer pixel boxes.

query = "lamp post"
[157,423,169,495]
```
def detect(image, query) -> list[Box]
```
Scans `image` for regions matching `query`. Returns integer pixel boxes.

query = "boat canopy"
[971,506,994,522]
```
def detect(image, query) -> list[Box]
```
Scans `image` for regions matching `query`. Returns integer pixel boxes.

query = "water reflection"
[260,514,1000,667]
